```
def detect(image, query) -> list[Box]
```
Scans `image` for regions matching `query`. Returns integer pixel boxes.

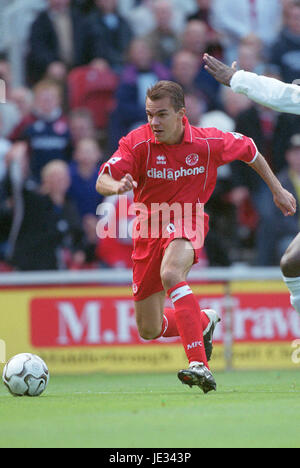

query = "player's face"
[146,97,185,145]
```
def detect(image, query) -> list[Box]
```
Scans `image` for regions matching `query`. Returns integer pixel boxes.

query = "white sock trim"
[282,275,300,314]
[169,284,192,303]
[189,361,204,368]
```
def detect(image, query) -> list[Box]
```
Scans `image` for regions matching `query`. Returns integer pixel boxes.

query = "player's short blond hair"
[146,81,185,112]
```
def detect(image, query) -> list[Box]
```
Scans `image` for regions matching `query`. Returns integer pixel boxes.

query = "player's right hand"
[203,53,238,86]
[117,173,138,194]
[273,188,297,217]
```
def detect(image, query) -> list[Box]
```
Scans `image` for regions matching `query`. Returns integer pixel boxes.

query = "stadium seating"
[68,65,119,130]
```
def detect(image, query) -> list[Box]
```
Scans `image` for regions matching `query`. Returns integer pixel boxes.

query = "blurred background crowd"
[0,0,300,272]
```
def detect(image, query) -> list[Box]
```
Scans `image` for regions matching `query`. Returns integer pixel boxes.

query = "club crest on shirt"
[186,153,199,166]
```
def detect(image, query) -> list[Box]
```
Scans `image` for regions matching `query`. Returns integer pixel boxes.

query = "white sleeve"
[230,70,300,115]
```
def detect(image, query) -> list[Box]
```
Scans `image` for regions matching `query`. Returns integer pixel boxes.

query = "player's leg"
[280,232,300,314]
[160,238,217,393]
[134,290,166,340]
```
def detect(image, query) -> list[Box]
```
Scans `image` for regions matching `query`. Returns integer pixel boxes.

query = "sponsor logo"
[30,297,140,347]
[147,166,205,181]
[186,153,199,166]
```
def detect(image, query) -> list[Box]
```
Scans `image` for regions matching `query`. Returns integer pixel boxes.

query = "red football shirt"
[99,116,258,207]
[98,116,258,299]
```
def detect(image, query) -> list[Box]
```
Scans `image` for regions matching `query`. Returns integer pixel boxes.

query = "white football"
[2,353,49,397]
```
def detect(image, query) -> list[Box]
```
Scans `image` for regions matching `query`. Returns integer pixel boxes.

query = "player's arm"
[248,153,296,217]
[96,173,137,196]
[203,53,300,115]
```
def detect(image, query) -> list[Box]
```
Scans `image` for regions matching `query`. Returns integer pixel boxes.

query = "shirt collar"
[150,115,193,144]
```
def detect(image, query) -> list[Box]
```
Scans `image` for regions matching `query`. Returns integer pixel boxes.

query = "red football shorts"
[132,213,209,301]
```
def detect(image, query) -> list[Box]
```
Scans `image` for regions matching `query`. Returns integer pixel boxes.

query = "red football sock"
[167,281,209,368]
[160,308,210,338]
[160,308,179,337]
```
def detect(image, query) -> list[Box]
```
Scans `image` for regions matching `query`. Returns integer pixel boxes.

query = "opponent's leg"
[280,232,300,314]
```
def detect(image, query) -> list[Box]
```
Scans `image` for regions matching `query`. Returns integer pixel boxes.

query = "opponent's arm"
[96,172,137,196]
[248,153,296,216]
[203,53,300,115]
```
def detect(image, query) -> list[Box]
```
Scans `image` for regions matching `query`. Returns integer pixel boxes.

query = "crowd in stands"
[0,0,300,272]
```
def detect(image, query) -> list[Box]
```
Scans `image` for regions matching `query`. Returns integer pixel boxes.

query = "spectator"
[218,85,252,121]
[68,108,96,148]
[170,50,210,108]
[0,117,12,262]
[230,98,284,265]
[79,213,102,268]
[40,159,87,269]
[271,134,300,262]
[0,55,21,138]
[0,0,12,53]
[188,0,212,24]
[9,87,34,124]
[2,0,46,87]
[123,0,197,38]
[210,0,282,65]
[141,0,181,65]
[272,113,300,174]
[180,20,220,107]
[237,41,264,74]
[17,79,71,182]
[26,0,86,85]
[68,137,104,218]
[270,0,300,83]
[108,38,170,151]
[198,86,251,138]
[0,113,12,182]
[0,143,75,271]
[187,0,223,57]
[82,0,133,72]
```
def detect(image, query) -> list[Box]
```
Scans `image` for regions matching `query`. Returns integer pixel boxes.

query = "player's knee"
[280,250,300,277]
[160,268,181,291]
[138,325,160,341]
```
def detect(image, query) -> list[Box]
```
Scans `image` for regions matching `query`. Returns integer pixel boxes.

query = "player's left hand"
[273,188,297,217]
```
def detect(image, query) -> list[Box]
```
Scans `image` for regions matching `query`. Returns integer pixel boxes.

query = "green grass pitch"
[0,370,300,448]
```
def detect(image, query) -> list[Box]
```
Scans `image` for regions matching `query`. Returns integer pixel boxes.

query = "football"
[2,353,49,397]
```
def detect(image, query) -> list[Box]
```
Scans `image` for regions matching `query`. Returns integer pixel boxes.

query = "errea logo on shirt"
[156,155,167,165]
[147,166,205,181]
